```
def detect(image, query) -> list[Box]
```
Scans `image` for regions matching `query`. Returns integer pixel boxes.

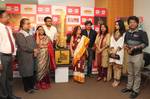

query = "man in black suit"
[82,21,97,77]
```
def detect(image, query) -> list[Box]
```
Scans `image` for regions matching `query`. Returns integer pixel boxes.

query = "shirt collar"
[43,25,53,30]
[20,30,30,37]
[0,22,6,27]
[128,28,139,33]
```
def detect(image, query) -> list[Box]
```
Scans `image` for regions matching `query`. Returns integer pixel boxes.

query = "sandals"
[112,80,120,87]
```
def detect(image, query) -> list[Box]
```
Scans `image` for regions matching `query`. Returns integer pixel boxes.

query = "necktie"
[5,26,14,53]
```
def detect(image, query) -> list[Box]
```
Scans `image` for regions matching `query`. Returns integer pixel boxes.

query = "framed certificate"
[55,49,70,65]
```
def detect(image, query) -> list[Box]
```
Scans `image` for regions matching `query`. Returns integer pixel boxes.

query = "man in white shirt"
[43,16,57,46]
[0,10,21,99]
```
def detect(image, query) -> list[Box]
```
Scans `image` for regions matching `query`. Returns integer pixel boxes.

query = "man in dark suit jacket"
[82,21,97,77]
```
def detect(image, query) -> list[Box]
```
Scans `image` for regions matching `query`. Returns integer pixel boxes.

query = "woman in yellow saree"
[70,26,89,83]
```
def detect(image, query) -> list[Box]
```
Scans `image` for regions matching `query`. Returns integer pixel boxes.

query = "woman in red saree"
[35,26,56,89]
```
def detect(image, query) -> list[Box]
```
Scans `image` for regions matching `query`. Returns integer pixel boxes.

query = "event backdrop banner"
[6,4,107,34]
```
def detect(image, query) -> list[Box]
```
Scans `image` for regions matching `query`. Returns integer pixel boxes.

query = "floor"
[13,76,150,99]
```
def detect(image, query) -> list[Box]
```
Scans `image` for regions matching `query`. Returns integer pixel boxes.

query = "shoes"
[27,89,35,94]
[97,77,102,81]
[87,74,94,78]
[34,86,39,90]
[87,74,91,78]
[103,77,107,82]
[121,88,132,93]
[129,91,139,99]
[7,96,22,99]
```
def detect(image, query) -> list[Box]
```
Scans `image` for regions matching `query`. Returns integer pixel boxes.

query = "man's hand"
[124,44,129,49]
[12,55,16,61]
[128,47,134,54]
[0,64,3,72]
[71,52,74,58]
[91,47,95,50]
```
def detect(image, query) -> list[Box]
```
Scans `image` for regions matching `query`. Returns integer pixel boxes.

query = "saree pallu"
[47,41,56,71]
[73,55,86,83]
[73,36,89,83]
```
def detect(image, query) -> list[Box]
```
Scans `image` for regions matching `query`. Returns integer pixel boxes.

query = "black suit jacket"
[81,29,97,48]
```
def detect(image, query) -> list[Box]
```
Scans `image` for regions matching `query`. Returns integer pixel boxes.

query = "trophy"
[56,11,67,49]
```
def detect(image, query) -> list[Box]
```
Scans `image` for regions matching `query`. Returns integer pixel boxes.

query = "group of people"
[15,17,56,93]
[0,9,149,99]
[0,10,57,99]
[70,17,149,99]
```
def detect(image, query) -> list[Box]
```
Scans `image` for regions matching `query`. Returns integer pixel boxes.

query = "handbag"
[109,53,120,60]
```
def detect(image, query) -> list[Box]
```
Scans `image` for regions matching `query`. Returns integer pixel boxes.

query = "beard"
[46,24,52,27]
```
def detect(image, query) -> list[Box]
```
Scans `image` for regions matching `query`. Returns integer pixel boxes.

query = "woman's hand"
[112,49,117,54]
[104,44,109,49]
[96,48,102,54]
[34,48,39,57]
[36,31,40,44]
[127,47,134,54]
[39,44,48,49]
[117,47,122,51]
[96,49,100,54]
[71,52,74,57]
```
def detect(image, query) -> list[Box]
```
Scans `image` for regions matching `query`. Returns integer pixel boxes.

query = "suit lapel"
[89,30,92,38]
[85,30,88,36]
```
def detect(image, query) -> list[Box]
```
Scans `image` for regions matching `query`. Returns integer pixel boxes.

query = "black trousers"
[22,76,34,92]
[87,48,94,76]
[0,53,13,99]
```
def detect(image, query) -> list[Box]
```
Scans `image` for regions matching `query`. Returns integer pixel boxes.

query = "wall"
[38,0,94,7]
[95,0,134,32]
[134,0,150,52]
[0,0,38,4]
